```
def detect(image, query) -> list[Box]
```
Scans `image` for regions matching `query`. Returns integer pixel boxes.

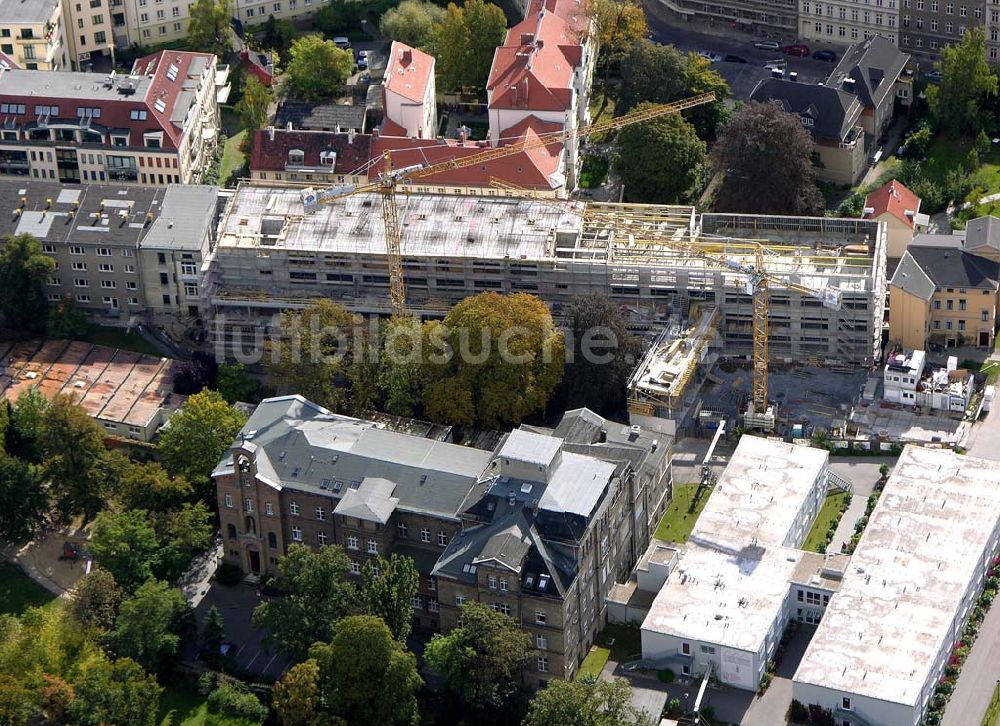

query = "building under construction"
[205,183,887,368]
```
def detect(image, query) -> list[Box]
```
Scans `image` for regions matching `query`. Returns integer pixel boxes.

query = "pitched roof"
[864,179,921,228]
[333,477,399,524]
[273,101,366,132]
[749,80,862,142]
[904,245,1000,290]
[249,129,373,175]
[130,50,216,148]
[964,215,1000,255]
[889,250,936,301]
[384,41,434,104]
[827,36,909,109]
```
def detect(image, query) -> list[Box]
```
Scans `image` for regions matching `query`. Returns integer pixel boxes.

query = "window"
[318,531,327,545]
[959,320,966,331]
[227,523,236,539]
[72,262,87,271]
[438,531,448,546]
[367,538,378,554]
[268,532,277,548]
[947,299,954,310]
[292,526,302,542]
[983,310,989,322]
[842,698,852,710]
[536,633,547,650]
[315,506,325,521]
[224,493,233,508]
[960,299,967,310]
[428,599,440,613]
[289,501,299,515]
[98,263,113,272]
[411,596,423,610]
[488,575,497,590]
[535,611,546,625]
[265,502,273,516]
[74,278,89,288]
[700,645,717,654]
[491,602,510,616]
[500,578,508,592]
[76,294,90,303]
[421,527,431,543]
[455,595,467,606]
[682,642,691,655]
[537,657,548,673]
[351,560,361,574]
[245,498,253,513]
[347,535,359,550]
[70,246,85,255]
[100,280,116,289]
[398,521,408,538]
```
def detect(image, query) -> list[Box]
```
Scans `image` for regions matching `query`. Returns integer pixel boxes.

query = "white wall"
[792,681,919,726]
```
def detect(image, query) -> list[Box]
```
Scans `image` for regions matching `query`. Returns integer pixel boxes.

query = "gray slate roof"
[890,250,936,301]
[827,36,909,109]
[0,0,59,23]
[749,80,862,142]
[904,245,1000,291]
[274,101,367,132]
[141,184,219,250]
[964,216,1000,256]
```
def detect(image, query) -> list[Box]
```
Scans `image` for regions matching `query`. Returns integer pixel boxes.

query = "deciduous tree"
[261,14,295,55]
[0,455,47,543]
[46,295,88,340]
[587,0,647,73]
[68,655,162,726]
[90,510,160,594]
[361,554,419,642]
[104,579,190,673]
[616,108,706,203]
[5,391,47,463]
[273,659,321,726]
[0,233,55,335]
[380,0,446,47]
[310,615,422,725]
[928,27,998,135]
[524,677,653,726]
[41,395,110,521]
[285,36,355,102]
[117,460,193,513]
[68,568,123,631]
[424,602,532,718]
[216,362,266,404]
[427,0,507,91]
[187,0,233,58]
[153,501,214,583]
[711,100,823,215]
[236,76,272,153]
[251,544,359,661]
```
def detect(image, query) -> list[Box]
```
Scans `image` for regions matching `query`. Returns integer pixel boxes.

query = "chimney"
[599,428,607,443]
[459,126,467,144]
[267,125,274,141]
[521,32,535,45]
[402,48,412,65]
[286,121,292,131]
[372,126,380,139]
[348,128,355,144]
[843,77,856,93]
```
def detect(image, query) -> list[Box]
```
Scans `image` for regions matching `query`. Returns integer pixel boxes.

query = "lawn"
[158,686,261,726]
[653,483,710,544]
[587,87,618,143]
[578,155,609,189]
[82,325,163,356]
[982,681,1000,726]
[802,491,850,553]
[220,106,247,186]
[0,562,55,616]
[921,135,1000,192]
[577,624,643,679]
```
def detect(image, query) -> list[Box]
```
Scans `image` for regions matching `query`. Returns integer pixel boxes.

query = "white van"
[334,36,350,49]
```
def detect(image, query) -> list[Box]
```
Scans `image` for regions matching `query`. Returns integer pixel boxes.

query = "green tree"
[587,0,647,75]
[261,14,295,54]
[423,293,565,428]
[524,677,653,726]
[0,674,36,726]
[236,75,272,154]
[117,460,193,513]
[273,659,321,726]
[361,554,419,642]
[69,567,123,631]
[68,655,162,726]
[380,0,446,47]
[216,362,265,404]
[618,40,730,138]
[153,501,214,582]
[424,602,532,717]
[310,615,422,726]
[0,455,47,543]
[5,390,48,463]
[105,579,190,673]
[711,100,823,215]
[313,0,364,36]
[616,109,706,203]
[90,510,160,594]
[41,394,111,521]
[187,0,233,58]
[265,299,361,412]
[0,233,55,335]
[251,544,359,661]
[927,27,998,135]
[46,294,88,340]
[285,36,355,102]
[559,294,642,417]
[158,389,246,496]
[427,0,507,91]
[201,605,225,661]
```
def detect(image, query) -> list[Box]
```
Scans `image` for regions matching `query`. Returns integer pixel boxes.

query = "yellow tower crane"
[488,180,843,422]
[299,93,716,318]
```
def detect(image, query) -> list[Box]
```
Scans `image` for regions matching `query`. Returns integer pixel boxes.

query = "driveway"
[826,457,896,553]
[1,521,93,597]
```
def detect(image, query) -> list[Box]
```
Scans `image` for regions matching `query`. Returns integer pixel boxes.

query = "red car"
[783,44,810,56]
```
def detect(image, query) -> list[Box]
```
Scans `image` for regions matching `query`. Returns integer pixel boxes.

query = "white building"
[793,446,1000,726]
[381,41,436,139]
[884,349,974,413]
[883,347,925,405]
[640,437,833,690]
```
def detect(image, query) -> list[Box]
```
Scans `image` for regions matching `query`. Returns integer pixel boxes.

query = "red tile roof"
[131,50,217,148]
[369,117,564,190]
[384,41,435,104]
[864,179,921,228]
[250,129,373,175]
[0,52,19,70]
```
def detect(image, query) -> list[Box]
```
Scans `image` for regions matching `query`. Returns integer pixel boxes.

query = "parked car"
[723,54,748,63]
[925,70,943,84]
[754,40,781,51]
[698,50,723,63]
[764,60,786,72]
[812,49,837,61]
[333,36,350,49]
[356,50,369,70]
[783,44,810,57]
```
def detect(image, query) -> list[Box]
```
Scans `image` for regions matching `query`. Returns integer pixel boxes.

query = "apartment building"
[213,395,669,686]
[888,225,1000,348]
[382,42,436,139]
[899,0,984,55]
[863,178,927,260]
[206,185,886,368]
[0,0,69,70]
[0,180,217,327]
[248,128,372,185]
[63,0,114,70]
[0,50,227,186]
[987,0,1000,60]
[648,0,797,36]
[800,0,900,47]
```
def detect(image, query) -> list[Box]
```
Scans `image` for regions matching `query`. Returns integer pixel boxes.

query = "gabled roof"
[827,36,909,109]
[903,245,1000,291]
[250,129,372,175]
[273,101,366,132]
[964,215,1000,255]
[384,41,434,104]
[333,477,399,524]
[749,79,862,142]
[864,179,921,229]
[889,250,936,301]
[131,50,216,148]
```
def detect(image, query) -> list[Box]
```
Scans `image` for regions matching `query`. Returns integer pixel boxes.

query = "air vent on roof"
[420,475,427,484]
[292,467,301,477]
[520,483,533,494]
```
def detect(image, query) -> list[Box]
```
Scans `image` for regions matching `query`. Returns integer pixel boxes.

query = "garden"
[653,483,711,544]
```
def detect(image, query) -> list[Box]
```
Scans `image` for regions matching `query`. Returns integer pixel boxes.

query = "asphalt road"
[644,16,841,99]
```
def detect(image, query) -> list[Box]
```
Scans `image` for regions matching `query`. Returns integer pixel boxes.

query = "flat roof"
[0,0,59,25]
[0,69,154,101]
[794,446,1000,708]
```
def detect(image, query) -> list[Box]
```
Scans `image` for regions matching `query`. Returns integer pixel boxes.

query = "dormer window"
[144,131,163,148]
[111,132,128,147]
[800,115,815,128]
[319,150,336,166]
[288,148,305,165]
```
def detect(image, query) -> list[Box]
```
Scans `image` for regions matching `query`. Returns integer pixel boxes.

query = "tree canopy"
[273,659,322,726]
[587,0,647,73]
[0,233,56,335]
[928,27,998,135]
[252,544,359,661]
[285,36,355,102]
[711,100,823,215]
[380,0,446,47]
[186,0,233,58]
[68,655,162,726]
[41,394,113,521]
[0,454,47,543]
[427,0,507,91]
[524,677,653,726]
[361,554,419,642]
[235,75,272,154]
[104,579,190,673]
[90,510,161,594]
[616,108,706,203]
[69,568,124,631]
[46,295,88,340]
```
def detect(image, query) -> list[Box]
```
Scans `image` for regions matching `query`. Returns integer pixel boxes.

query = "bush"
[667,697,681,716]
[657,668,674,683]
[207,682,268,722]
[215,561,243,586]
[788,699,810,724]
